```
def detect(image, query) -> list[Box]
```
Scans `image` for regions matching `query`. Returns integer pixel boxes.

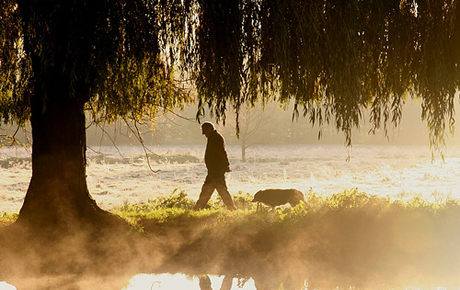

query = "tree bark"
[13,0,128,233]
[16,66,108,230]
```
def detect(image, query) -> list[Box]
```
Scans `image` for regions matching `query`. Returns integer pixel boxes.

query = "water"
[0,273,451,290]
[122,274,256,290]
[0,282,16,290]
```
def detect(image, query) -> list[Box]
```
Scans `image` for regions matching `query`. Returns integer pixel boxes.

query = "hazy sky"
[1,98,459,148]
[83,98,459,147]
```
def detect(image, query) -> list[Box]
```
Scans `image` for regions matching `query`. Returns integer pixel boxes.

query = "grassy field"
[2,189,460,289]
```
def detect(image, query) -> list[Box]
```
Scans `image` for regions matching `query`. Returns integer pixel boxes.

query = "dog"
[252,188,306,209]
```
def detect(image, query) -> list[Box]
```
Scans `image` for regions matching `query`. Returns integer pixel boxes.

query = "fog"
[2,99,457,148]
[79,99,445,147]
[2,99,459,213]
[2,100,460,290]
[3,142,460,214]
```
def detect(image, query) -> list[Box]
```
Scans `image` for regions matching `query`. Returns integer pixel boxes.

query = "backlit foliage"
[1,0,460,145]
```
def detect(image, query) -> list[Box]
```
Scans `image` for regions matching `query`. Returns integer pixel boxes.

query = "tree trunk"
[13,0,128,233]
[16,66,108,231]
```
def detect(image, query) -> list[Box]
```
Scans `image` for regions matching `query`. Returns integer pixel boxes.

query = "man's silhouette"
[193,122,237,210]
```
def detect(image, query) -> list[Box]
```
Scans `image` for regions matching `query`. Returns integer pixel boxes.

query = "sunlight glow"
[122,274,256,290]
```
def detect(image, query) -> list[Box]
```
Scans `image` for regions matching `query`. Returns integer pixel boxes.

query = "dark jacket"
[205,130,230,174]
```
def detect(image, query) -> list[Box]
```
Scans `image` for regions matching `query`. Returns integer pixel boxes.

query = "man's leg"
[215,181,237,211]
[193,183,215,210]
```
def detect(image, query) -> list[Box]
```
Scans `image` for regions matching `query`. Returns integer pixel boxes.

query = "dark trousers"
[193,173,236,210]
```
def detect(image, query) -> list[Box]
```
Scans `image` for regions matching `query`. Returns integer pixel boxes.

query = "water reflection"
[1,273,452,290]
[0,281,16,290]
[122,274,256,290]
[121,273,452,290]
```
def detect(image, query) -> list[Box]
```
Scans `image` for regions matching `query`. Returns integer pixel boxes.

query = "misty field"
[2,144,460,214]
[2,144,460,289]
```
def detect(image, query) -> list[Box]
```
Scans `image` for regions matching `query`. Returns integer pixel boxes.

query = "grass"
[109,188,459,231]
[3,188,456,227]
[0,212,18,227]
[2,189,460,288]
[111,188,460,288]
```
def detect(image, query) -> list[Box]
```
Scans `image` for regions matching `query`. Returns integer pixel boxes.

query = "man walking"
[193,121,237,210]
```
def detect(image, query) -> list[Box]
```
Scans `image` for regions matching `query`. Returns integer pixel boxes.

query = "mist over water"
[2,144,459,214]
[2,144,460,290]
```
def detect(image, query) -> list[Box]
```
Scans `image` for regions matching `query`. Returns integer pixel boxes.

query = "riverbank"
[1,190,460,290]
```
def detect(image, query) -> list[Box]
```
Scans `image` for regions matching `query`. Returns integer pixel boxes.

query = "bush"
[0,212,18,226]
[153,189,196,209]
[0,157,31,168]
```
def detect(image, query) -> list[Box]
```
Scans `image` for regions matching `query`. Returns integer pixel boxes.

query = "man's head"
[201,122,215,138]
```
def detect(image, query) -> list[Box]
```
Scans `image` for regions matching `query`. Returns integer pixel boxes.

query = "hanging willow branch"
[189,0,460,147]
[1,0,460,148]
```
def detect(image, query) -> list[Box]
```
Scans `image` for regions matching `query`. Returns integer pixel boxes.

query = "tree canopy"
[1,0,460,279]
[1,0,460,145]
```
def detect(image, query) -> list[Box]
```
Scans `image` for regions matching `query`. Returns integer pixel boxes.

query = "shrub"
[153,189,195,209]
[0,212,18,226]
